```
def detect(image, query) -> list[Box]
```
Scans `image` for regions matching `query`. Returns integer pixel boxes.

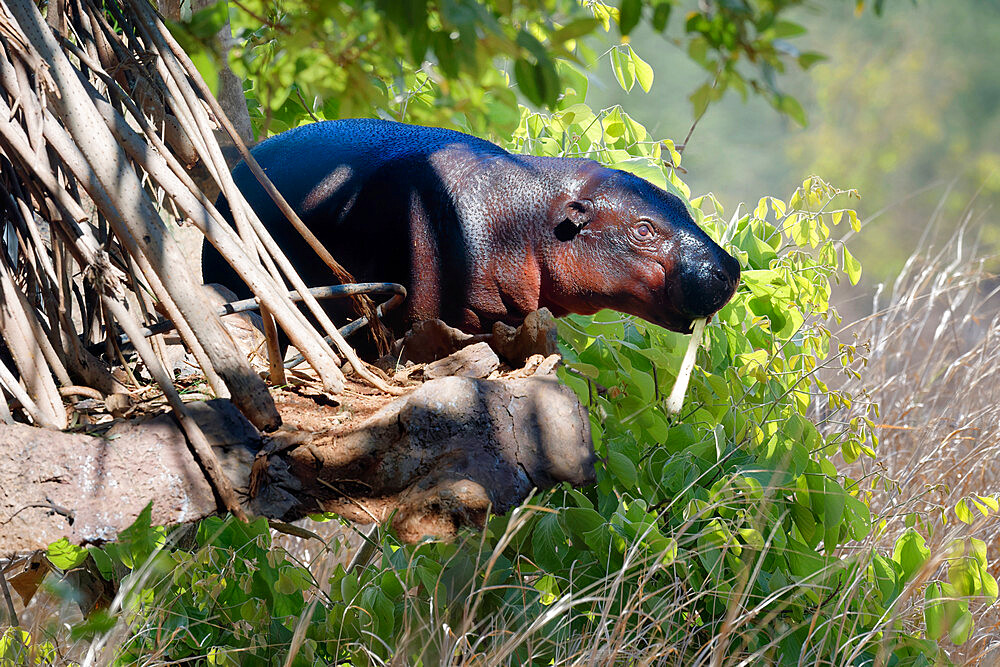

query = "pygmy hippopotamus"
[204,118,740,338]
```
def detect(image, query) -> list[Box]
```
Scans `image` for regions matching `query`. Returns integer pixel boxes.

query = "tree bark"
[0,375,595,553]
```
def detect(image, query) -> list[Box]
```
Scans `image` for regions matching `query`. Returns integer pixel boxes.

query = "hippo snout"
[678,246,741,318]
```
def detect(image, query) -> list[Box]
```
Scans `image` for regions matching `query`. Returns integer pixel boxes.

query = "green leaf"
[183,1,229,39]
[950,609,974,645]
[651,2,671,32]
[563,507,604,543]
[690,82,712,118]
[618,0,642,36]
[275,572,298,595]
[843,245,862,285]
[606,451,638,488]
[629,46,654,93]
[956,499,973,524]
[771,21,807,39]
[514,58,542,107]
[820,478,847,532]
[47,538,89,571]
[534,512,567,571]
[924,581,948,640]
[69,610,116,640]
[893,528,930,583]
[798,52,827,69]
[775,94,807,127]
[553,18,600,44]
[978,495,1000,512]
[843,495,871,540]
[610,47,635,92]
[88,547,114,579]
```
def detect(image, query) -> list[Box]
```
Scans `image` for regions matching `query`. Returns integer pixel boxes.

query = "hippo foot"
[379,309,558,372]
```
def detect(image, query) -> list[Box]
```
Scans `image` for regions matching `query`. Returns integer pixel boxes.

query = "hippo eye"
[631,221,655,242]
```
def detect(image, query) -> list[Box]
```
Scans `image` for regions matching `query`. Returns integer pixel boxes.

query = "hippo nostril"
[708,266,731,286]
[678,254,741,317]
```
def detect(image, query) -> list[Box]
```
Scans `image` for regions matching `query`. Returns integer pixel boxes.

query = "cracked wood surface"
[1,371,594,553]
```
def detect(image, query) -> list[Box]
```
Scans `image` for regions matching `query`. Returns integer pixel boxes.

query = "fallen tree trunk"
[0,374,595,554]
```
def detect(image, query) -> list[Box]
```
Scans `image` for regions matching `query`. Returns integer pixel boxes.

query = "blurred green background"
[587,1,1000,285]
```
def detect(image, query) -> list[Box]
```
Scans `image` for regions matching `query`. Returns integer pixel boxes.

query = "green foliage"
[174,0,845,138]
[0,628,57,666]
[24,103,993,664]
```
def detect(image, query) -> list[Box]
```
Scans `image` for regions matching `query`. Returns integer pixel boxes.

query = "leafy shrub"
[22,99,993,666]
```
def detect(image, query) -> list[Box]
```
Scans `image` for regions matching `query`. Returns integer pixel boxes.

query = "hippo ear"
[554,199,594,241]
[564,199,595,228]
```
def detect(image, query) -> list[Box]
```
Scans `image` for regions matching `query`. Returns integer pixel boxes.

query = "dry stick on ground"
[6,0,281,431]
[135,1,404,395]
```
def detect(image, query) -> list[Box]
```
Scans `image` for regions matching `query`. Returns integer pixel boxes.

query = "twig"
[0,567,17,626]
[676,65,722,156]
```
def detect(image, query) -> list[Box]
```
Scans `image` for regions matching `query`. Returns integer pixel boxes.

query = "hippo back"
[204,119,509,326]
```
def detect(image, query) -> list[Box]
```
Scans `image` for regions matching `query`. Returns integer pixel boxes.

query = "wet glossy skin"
[204,118,740,336]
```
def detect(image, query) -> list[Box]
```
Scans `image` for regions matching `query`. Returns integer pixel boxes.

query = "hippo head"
[543,164,740,333]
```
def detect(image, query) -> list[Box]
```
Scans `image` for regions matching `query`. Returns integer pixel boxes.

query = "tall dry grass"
[830,223,1000,663]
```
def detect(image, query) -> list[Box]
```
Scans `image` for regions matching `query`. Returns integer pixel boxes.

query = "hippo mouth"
[649,312,701,335]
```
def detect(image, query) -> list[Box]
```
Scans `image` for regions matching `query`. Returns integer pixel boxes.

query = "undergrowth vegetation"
[7,98,999,666]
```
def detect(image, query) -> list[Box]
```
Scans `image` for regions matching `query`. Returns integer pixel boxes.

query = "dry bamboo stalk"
[0,180,74,389]
[129,240,233,396]
[122,250,173,384]
[134,2,403,394]
[147,2,391,356]
[78,73,348,393]
[5,0,280,430]
[129,8,297,383]
[65,11,351,394]
[259,306,286,385]
[0,95,103,268]
[0,256,66,428]
[8,266,73,390]
[84,0,200,169]
[138,5,399,393]
[56,305,127,395]
[0,385,11,424]
[100,294,247,520]
[33,102,232,402]
[58,14,345,390]
[0,353,58,429]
